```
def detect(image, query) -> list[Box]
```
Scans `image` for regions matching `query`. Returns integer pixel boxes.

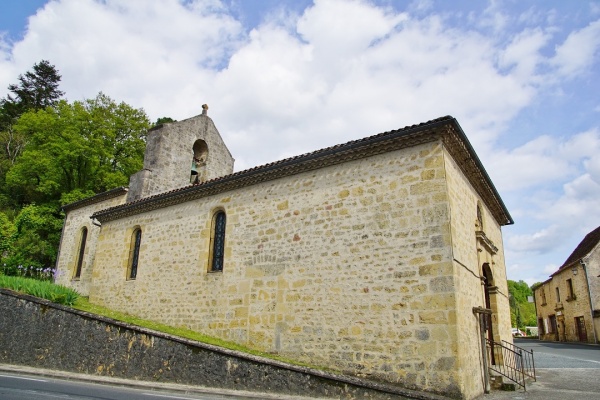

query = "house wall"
[534,282,554,340]
[55,194,127,296]
[585,242,600,342]
[443,148,511,397]
[555,265,596,343]
[535,267,596,343]
[86,141,476,398]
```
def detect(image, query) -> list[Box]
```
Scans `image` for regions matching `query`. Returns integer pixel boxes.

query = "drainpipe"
[580,259,598,344]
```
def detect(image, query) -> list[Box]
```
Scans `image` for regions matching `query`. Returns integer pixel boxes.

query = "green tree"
[0,212,16,273]
[154,116,176,125]
[5,93,150,206]
[1,93,150,271]
[1,60,64,127]
[4,204,63,272]
[0,60,64,205]
[507,280,537,329]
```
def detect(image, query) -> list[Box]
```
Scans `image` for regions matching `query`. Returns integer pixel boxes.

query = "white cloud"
[551,19,600,78]
[499,28,550,80]
[1,0,600,284]
[507,225,564,255]
[2,0,244,119]
[486,129,600,192]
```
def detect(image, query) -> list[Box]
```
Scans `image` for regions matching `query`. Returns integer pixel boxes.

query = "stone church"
[55,106,513,399]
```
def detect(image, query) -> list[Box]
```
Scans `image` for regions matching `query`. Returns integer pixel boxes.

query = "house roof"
[552,225,600,275]
[91,116,513,226]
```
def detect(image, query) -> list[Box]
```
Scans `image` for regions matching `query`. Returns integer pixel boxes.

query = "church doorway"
[482,263,496,364]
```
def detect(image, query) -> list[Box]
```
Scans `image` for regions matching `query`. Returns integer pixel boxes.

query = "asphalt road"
[514,338,600,367]
[483,339,600,400]
[0,367,317,400]
[0,372,266,400]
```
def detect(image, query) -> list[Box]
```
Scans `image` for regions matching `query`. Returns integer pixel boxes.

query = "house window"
[74,227,88,279]
[567,278,575,300]
[556,287,561,303]
[209,210,226,272]
[548,315,557,333]
[538,317,545,335]
[540,288,547,305]
[127,228,142,280]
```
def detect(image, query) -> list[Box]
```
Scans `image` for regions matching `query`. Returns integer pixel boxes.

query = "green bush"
[0,274,79,306]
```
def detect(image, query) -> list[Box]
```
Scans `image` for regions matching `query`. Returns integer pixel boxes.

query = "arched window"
[74,227,88,279]
[127,227,142,280]
[209,211,226,272]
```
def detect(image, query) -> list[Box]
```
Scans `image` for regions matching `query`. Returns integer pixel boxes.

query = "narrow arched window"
[127,228,142,280]
[74,227,88,279]
[209,211,226,272]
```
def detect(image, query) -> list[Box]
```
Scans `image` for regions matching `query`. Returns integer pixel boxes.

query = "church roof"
[92,116,513,226]
[552,225,600,275]
[62,187,128,212]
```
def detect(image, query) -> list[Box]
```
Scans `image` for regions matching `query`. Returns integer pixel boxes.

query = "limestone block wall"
[549,266,595,343]
[586,242,600,340]
[534,283,554,340]
[127,114,234,201]
[55,193,127,296]
[442,149,511,397]
[88,141,469,398]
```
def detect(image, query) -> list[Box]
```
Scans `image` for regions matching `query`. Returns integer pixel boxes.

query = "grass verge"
[75,297,322,370]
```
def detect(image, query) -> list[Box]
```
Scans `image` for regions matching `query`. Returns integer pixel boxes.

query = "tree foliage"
[0,61,65,204]
[1,60,64,127]
[0,61,151,274]
[6,93,150,206]
[154,116,176,125]
[507,280,537,329]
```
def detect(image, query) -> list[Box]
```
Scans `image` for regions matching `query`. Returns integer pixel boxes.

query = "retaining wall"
[0,290,448,400]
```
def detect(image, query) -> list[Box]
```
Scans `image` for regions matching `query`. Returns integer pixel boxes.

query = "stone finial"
[202,104,209,115]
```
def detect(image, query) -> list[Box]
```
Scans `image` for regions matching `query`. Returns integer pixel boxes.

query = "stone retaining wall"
[0,290,449,400]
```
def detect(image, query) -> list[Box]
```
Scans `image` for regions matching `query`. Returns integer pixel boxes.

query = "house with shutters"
[534,225,600,344]
[55,106,514,399]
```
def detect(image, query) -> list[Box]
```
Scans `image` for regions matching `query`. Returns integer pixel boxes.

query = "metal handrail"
[501,340,536,381]
[486,338,535,391]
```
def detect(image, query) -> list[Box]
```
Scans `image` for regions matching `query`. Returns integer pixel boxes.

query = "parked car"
[511,328,525,337]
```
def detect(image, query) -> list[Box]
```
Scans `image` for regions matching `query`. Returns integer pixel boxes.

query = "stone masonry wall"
[586,242,600,342]
[442,150,512,398]
[536,239,599,343]
[55,193,127,296]
[549,265,595,343]
[86,141,467,398]
[127,114,234,201]
[0,290,451,400]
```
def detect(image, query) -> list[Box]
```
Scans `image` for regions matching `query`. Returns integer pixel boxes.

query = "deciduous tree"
[6,93,150,206]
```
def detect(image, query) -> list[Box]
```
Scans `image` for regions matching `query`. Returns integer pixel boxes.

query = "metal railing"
[501,340,536,381]
[486,339,536,390]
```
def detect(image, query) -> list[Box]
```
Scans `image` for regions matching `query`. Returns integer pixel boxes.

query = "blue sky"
[1,0,599,286]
